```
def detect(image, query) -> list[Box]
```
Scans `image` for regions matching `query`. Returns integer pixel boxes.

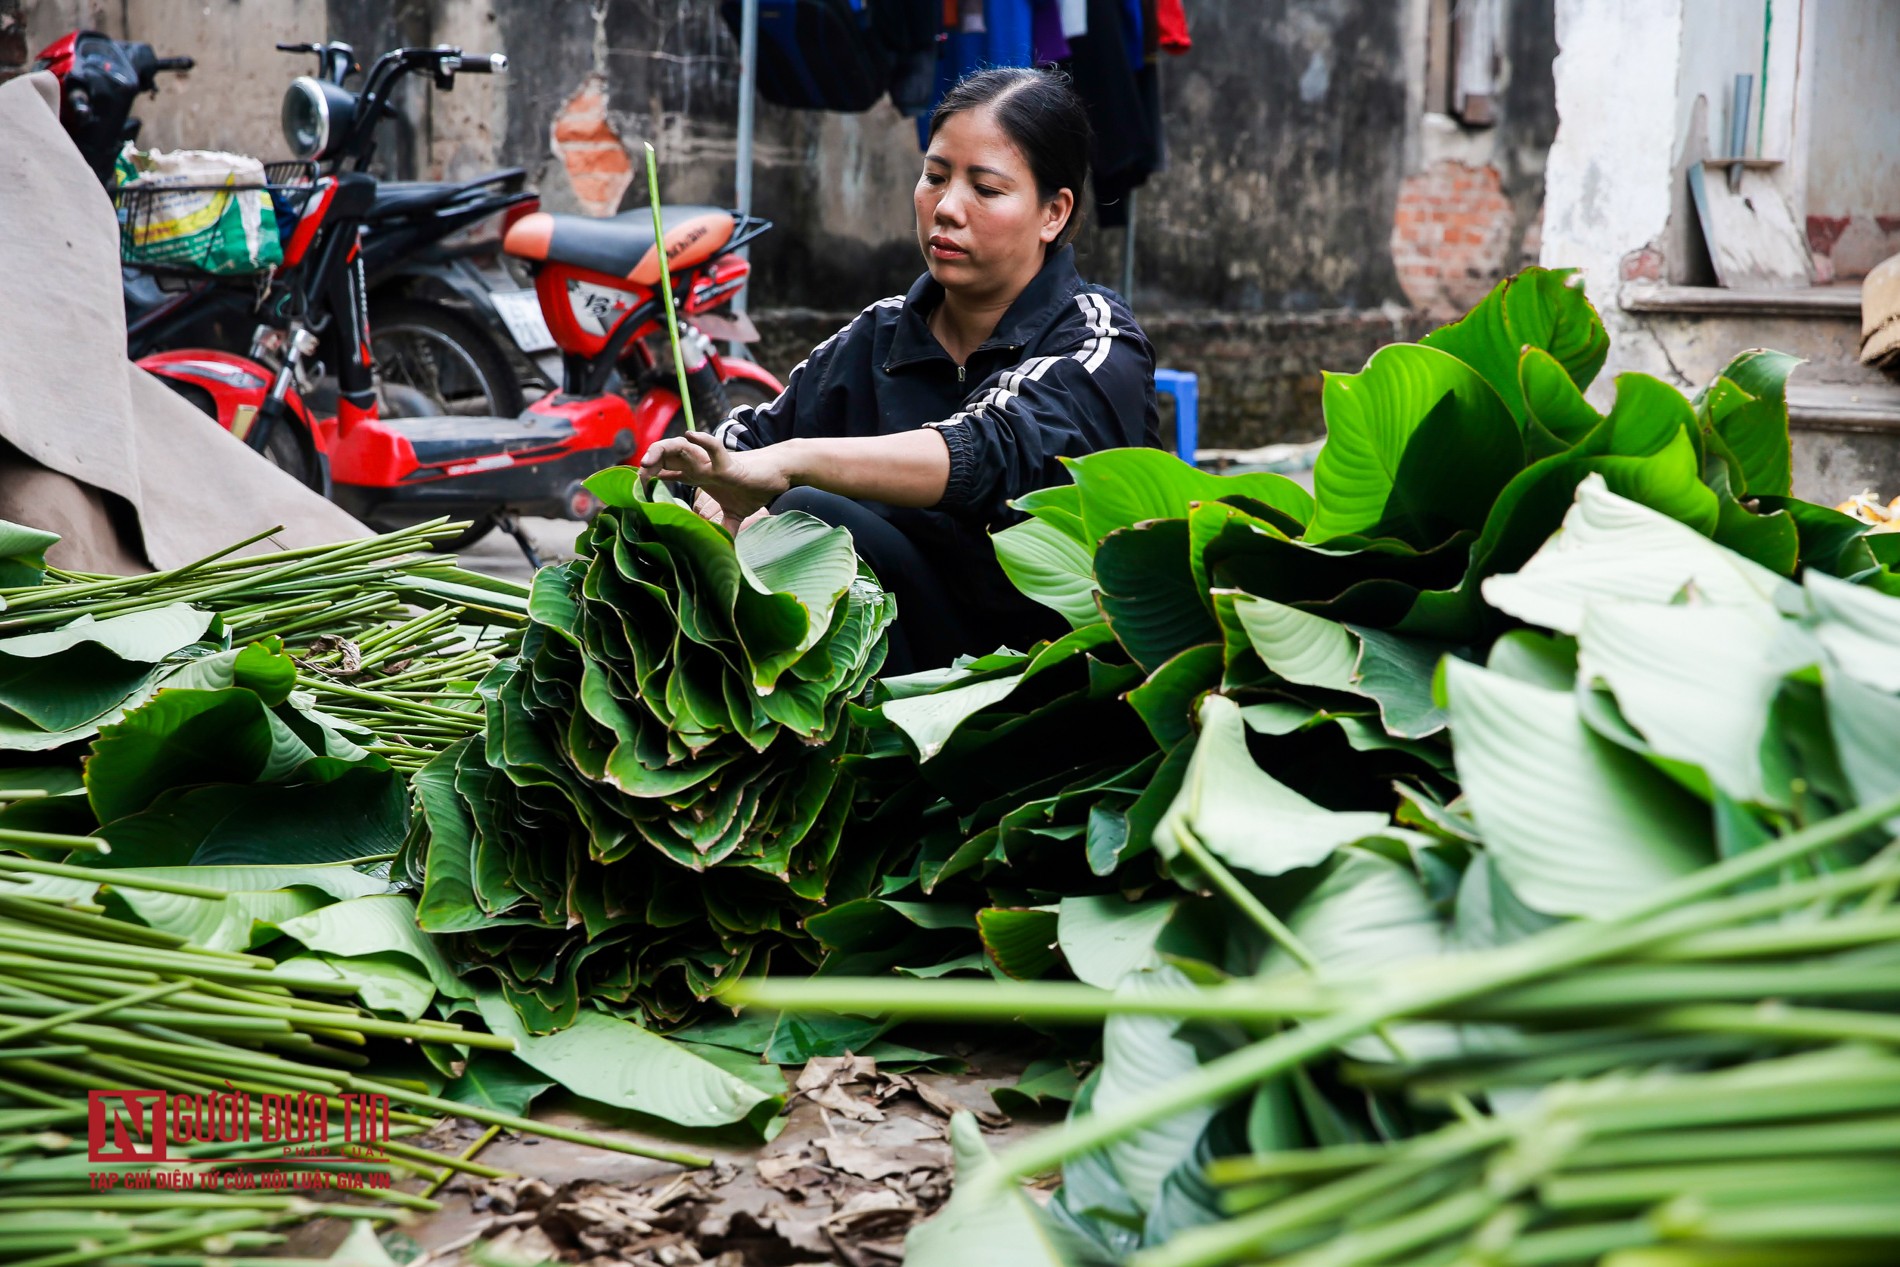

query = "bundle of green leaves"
[0,620,415,866]
[0,517,520,866]
[847,267,1892,962]
[731,266,1900,1264]
[402,470,896,1030]
[746,478,1900,1266]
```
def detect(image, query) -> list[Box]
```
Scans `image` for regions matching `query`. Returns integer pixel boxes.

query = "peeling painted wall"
[1802,0,1900,280]
[1540,0,1686,394]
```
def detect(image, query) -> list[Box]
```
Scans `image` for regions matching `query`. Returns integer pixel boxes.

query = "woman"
[639,67,1160,673]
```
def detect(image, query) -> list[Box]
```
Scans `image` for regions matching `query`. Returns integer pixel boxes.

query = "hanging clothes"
[1032,0,1070,63]
[917,0,1039,145]
[1155,0,1190,52]
[986,0,1033,67]
[882,0,945,115]
[1063,0,1155,227]
[1119,0,1144,68]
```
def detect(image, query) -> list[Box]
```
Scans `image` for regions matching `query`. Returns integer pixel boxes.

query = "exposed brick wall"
[748,306,1436,453]
[550,73,632,218]
[1390,159,1524,319]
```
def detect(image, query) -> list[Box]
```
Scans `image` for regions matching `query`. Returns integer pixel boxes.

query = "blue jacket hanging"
[985,0,1033,68]
[916,0,1037,145]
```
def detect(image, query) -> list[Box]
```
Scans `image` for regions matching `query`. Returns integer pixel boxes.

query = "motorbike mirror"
[281,75,355,161]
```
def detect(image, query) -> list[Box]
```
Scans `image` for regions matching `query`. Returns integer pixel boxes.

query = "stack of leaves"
[847,268,1895,955]
[0,830,719,1265]
[401,469,895,1031]
[0,517,530,868]
[0,634,427,876]
[0,516,526,766]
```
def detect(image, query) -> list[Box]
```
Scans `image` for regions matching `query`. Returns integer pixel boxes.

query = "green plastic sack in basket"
[118,148,283,276]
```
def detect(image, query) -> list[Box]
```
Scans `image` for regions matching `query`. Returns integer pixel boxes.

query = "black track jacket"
[714,245,1161,617]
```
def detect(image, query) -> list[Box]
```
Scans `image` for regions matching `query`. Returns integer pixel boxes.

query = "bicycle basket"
[114,176,313,277]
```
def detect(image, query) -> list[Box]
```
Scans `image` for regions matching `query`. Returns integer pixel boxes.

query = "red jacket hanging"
[1156,0,1190,53]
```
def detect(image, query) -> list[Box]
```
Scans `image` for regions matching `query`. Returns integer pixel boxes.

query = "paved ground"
[281,1050,1054,1266]
[455,516,585,582]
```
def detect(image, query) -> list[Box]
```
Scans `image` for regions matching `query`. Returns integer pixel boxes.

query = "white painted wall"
[1677,0,1775,160]
[1540,0,1686,394]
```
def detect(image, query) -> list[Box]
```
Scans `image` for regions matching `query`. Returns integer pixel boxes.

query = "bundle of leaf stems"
[734,793,1900,1263]
[0,519,526,765]
[0,830,709,1266]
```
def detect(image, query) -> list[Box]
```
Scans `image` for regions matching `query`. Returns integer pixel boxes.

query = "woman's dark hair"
[927,67,1093,247]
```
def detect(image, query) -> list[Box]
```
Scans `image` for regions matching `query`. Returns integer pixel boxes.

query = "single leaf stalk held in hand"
[645,141,696,434]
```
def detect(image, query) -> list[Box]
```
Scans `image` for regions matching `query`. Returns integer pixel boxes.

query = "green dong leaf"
[1420,266,1610,425]
[1307,344,1523,548]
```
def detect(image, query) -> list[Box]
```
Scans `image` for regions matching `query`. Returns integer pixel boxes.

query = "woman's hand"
[640,432,792,521]
[690,487,768,536]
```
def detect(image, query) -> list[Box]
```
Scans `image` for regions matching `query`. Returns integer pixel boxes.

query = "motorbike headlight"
[281,76,353,161]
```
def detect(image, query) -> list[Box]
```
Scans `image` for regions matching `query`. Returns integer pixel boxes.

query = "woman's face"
[916,106,1073,300]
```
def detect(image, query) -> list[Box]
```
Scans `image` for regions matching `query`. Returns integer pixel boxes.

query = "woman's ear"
[1041,188,1076,244]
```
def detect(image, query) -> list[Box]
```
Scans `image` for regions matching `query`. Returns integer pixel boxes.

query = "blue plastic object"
[1154,367,1199,464]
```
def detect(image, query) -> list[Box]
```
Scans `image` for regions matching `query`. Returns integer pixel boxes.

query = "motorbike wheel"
[370,300,526,420]
[684,375,779,439]
[365,511,497,553]
[433,515,501,553]
[258,421,317,488]
[159,377,321,491]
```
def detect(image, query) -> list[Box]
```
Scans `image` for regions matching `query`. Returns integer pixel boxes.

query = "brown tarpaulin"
[0,71,367,575]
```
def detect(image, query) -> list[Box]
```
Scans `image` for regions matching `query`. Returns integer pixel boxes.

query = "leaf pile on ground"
[0,842,735,1263]
[728,267,1900,1264]
[0,519,809,1262]
[0,519,529,871]
[400,469,895,1032]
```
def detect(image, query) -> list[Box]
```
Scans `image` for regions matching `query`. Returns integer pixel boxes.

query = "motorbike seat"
[503,206,735,285]
[365,170,526,221]
[384,412,576,466]
[368,181,482,221]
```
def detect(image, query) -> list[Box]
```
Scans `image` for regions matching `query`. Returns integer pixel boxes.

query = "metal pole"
[1121,190,1137,306]
[730,0,760,360]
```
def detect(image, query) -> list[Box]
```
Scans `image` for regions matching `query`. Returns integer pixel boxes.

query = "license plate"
[491,288,555,354]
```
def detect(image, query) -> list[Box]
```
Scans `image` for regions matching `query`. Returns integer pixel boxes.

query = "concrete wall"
[16,0,1561,447]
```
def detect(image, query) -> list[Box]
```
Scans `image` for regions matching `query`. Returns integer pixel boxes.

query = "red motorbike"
[38,34,782,560]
